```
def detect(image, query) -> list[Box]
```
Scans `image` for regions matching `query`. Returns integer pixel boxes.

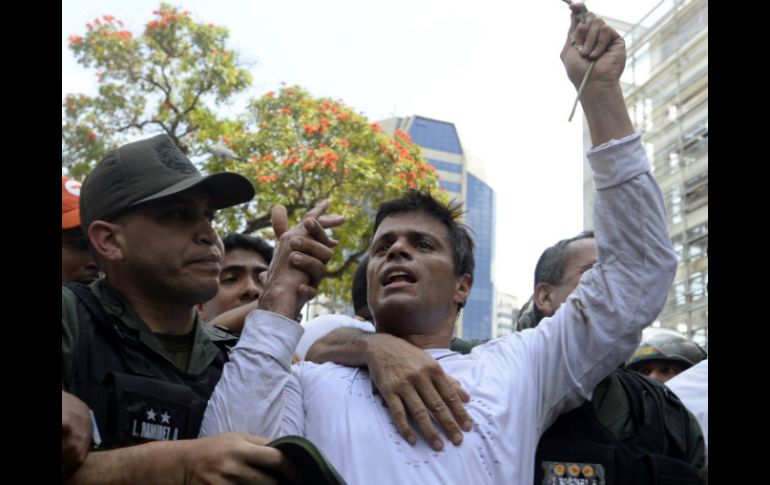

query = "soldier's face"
[633,361,687,383]
[116,190,225,305]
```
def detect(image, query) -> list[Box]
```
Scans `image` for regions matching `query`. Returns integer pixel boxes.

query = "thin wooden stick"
[568,60,595,122]
[561,0,593,122]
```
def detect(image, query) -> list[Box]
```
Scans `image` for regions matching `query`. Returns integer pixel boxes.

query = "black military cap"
[80,134,254,230]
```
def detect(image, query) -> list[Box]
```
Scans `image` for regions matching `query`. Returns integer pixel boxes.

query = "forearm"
[580,81,634,147]
[578,136,676,365]
[589,134,677,322]
[207,300,260,335]
[65,441,187,485]
[305,327,373,365]
[200,310,303,438]
[532,135,677,426]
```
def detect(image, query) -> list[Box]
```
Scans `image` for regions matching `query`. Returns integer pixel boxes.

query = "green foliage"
[62,4,251,179]
[205,86,446,301]
[63,5,446,305]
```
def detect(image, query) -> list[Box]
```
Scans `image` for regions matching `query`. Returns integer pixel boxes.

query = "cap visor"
[132,172,255,210]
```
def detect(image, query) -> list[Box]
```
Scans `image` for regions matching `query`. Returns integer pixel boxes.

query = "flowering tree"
[62,3,251,179]
[62,4,445,303]
[206,86,445,301]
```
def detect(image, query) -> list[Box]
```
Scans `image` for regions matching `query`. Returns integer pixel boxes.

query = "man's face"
[633,361,687,383]
[200,248,269,321]
[547,238,598,313]
[62,228,100,284]
[114,190,224,305]
[367,211,470,334]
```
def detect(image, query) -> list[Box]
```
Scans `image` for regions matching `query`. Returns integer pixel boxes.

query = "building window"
[669,151,680,174]
[682,120,708,167]
[439,180,462,193]
[409,118,463,154]
[427,158,462,174]
[644,98,653,132]
[684,170,708,213]
[687,240,705,262]
[666,187,683,224]
[674,280,687,306]
[654,140,678,177]
[686,222,708,240]
[667,105,679,121]
[689,271,706,301]
[671,233,684,264]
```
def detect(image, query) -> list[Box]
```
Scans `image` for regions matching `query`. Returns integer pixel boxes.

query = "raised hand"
[259,200,345,319]
[561,2,626,91]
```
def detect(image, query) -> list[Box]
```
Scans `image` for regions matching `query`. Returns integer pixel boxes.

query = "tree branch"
[326,247,369,279]
[181,82,214,117]
[142,73,171,100]
[114,119,168,132]
[242,203,304,233]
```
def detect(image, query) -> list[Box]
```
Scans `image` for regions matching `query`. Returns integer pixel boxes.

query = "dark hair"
[222,233,274,265]
[531,230,594,324]
[373,190,475,308]
[351,255,370,317]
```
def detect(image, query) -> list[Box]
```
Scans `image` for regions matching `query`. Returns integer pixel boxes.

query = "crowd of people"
[61,5,707,484]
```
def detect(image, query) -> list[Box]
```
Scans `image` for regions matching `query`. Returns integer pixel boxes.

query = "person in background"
[198,233,273,334]
[62,176,100,285]
[626,331,707,383]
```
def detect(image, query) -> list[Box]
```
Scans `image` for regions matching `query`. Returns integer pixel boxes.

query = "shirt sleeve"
[521,132,677,430]
[199,310,306,438]
[295,315,375,360]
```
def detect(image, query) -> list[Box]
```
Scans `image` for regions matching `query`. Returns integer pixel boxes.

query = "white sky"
[62,0,662,301]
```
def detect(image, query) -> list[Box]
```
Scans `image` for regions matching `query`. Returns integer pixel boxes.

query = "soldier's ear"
[534,282,557,318]
[87,220,125,263]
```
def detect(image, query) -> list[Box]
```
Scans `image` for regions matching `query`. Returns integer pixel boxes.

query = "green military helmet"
[626,331,707,371]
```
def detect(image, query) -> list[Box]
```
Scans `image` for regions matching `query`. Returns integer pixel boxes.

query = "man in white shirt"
[667,359,708,461]
[200,5,678,483]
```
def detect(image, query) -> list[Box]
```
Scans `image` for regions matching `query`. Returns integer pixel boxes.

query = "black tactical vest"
[64,282,236,450]
[534,369,703,485]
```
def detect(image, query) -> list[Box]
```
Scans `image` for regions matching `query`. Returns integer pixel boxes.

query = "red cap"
[62,176,82,229]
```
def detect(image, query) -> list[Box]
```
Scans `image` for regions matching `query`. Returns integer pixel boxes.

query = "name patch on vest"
[127,405,182,441]
[541,461,605,485]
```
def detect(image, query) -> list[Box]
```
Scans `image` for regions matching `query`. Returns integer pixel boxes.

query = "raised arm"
[200,201,344,438]
[520,5,678,428]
